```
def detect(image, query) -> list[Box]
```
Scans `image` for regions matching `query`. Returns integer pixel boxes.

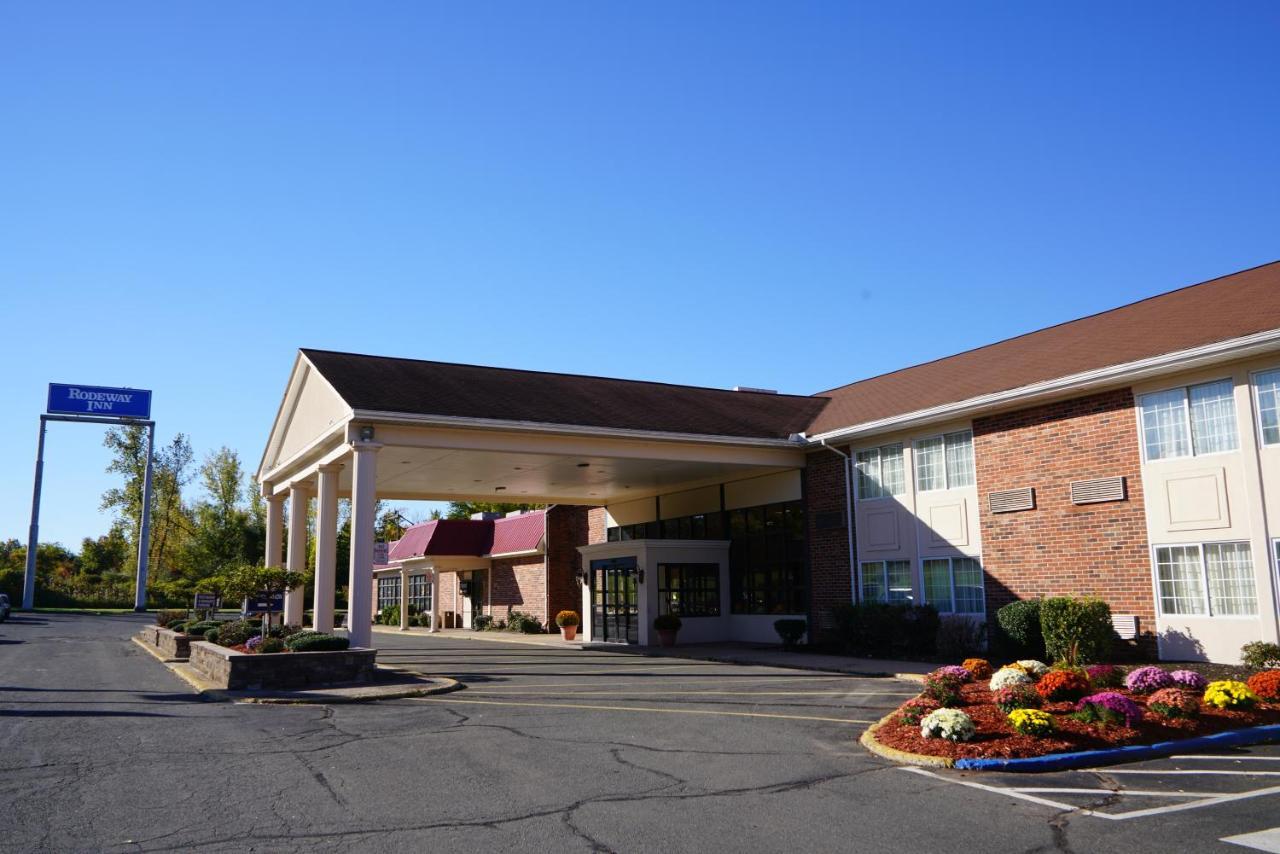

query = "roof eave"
[806,326,1280,445]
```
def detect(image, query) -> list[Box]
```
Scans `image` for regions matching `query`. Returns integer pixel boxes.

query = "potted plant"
[555,610,580,641]
[653,613,682,647]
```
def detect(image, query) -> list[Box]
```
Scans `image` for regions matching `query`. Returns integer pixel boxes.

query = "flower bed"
[870,664,1280,761]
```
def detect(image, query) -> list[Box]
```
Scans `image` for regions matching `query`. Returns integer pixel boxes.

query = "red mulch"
[875,682,1280,760]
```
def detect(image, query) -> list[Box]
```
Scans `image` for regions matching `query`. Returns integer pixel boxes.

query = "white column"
[264,491,285,573]
[346,441,381,648]
[399,566,410,631]
[312,464,341,633]
[284,483,312,626]
[430,571,440,633]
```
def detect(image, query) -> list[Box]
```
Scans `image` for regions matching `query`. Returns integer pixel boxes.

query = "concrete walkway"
[369,625,931,680]
[610,643,934,681]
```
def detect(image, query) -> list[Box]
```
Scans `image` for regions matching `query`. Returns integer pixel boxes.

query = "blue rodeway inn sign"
[47,383,152,419]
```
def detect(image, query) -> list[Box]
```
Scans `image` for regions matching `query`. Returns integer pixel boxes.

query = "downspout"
[819,439,858,605]
[544,505,554,628]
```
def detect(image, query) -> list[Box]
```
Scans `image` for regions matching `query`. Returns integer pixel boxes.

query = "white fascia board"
[486,548,544,559]
[349,409,805,449]
[257,351,354,485]
[263,422,351,493]
[806,328,1280,445]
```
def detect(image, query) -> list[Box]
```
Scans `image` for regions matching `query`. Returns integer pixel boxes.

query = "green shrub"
[653,613,682,631]
[996,599,1043,658]
[156,609,188,627]
[377,605,400,626]
[506,611,542,633]
[901,605,940,656]
[184,621,220,636]
[1040,596,1113,665]
[204,627,221,643]
[285,632,351,652]
[774,619,806,649]
[259,637,287,654]
[215,620,261,648]
[1241,641,1280,670]
[473,615,494,631]
[936,615,986,659]
[829,602,896,656]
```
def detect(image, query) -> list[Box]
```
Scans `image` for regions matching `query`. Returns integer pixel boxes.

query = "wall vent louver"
[1071,476,1126,505]
[989,487,1035,514]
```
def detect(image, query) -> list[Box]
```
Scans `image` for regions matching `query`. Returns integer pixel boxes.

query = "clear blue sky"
[2,2,1277,549]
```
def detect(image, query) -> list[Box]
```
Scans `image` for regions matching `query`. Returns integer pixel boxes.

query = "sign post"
[24,383,154,612]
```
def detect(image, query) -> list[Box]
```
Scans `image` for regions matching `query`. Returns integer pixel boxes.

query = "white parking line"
[901,767,1280,821]
[1093,769,1280,777]
[1222,827,1280,852]
[1014,787,1220,798]
[1171,755,1280,762]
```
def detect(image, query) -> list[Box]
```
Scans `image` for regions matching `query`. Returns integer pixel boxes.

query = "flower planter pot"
[657,629,678,647]
[188,641,378,690]
[560,625,578,641]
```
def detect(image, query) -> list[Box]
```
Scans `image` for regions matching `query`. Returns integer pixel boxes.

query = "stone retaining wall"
[189,641,378,690]
[136,627,192,661]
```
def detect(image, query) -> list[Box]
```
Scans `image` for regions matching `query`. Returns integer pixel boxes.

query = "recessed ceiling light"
[495,486,507,491]
[473,479,482,483]
[513,466,522,470]
[401,460,411,464]
[577,462,590,468]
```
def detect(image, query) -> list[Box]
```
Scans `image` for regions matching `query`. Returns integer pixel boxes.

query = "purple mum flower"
[1169,669,1208,691]
[934,665,972,682]
[1125,666,1173,693]
[245,635,264,651]
[1077,691,1144,726]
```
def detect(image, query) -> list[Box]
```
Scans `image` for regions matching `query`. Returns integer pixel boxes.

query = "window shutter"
[1070,476,1126,505]
[988,487,1035,514]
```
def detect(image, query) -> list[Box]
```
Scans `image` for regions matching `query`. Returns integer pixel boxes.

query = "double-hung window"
[855,443,905,499]
[860,560,913,604]
[1153,542,1257,616]
[914,430,975,492]
[408,574,432,614]
[921,557,984,613]
[376,576,401,612]
[1139,379,1239,461]
[1255,369,1280,446]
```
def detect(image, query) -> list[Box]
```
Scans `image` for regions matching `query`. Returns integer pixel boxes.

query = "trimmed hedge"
[828,602,939,657]
[285,632,351,652]
[1040,596,1113,665]
[996,599,1043,659]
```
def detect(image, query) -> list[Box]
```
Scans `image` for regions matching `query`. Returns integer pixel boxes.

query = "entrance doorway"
[469,571,486,627]
[591,557,639,644]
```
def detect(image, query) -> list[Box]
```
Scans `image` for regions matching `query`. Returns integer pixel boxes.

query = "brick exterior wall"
[974,387,1155,655]
[489,555,547,622]
[805,449,853,634]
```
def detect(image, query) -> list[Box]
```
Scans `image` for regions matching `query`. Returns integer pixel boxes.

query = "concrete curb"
[859,710,956,769]
[952,723,1280,772]
[130,634,180,664]
[134,636,463,704]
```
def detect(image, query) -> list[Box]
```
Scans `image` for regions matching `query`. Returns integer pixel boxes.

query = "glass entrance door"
[469,571,486,626]
[591,557,638,644]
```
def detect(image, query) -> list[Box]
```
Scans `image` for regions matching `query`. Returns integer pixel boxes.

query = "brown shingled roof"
[807,261,1280,436]
[302,349,827,441]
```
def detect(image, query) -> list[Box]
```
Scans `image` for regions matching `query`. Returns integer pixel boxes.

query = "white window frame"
[854,443,906,500]
[913,429,975,493]
[920,555,985,615]
[1149,540,1258,618]
[1137,378,1240,463]
[1250,366,1280,448]
[376,575,401,611]
[859,559,913,604]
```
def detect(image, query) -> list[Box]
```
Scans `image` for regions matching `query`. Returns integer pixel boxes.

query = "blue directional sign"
[48,383,152,419]
[244,591,284,614]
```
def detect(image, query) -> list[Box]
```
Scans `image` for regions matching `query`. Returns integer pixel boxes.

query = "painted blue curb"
[953,723,1280,772]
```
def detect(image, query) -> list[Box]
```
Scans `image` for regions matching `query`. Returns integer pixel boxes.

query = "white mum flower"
[990,667,1033,691]
[1016,659,1049,677]
[920,708,976,742]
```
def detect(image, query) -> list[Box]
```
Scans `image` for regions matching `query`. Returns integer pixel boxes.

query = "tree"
[186,448,251,575]
[445,501,540,520]
[215,563,305,634]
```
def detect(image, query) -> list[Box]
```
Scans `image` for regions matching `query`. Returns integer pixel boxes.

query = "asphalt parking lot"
[4,614,1280,852]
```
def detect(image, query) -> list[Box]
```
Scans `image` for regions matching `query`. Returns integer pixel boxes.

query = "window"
[922,557,984,613]
[1140,379,1238,461]
[860,560,912,604]
[855,444,905,499]
[376,575,401,611]
[408,574,432,614]
[914,430,974,492]
[1255,369,1280,446]
[1154,542,1257,616]
[657,563,720,617]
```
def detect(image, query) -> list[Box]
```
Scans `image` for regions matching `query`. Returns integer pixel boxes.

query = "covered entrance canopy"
[256,349,825,647]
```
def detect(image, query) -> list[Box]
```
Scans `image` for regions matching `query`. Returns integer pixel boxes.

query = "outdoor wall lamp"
[359,425,375,442]
[637,569,645,584]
